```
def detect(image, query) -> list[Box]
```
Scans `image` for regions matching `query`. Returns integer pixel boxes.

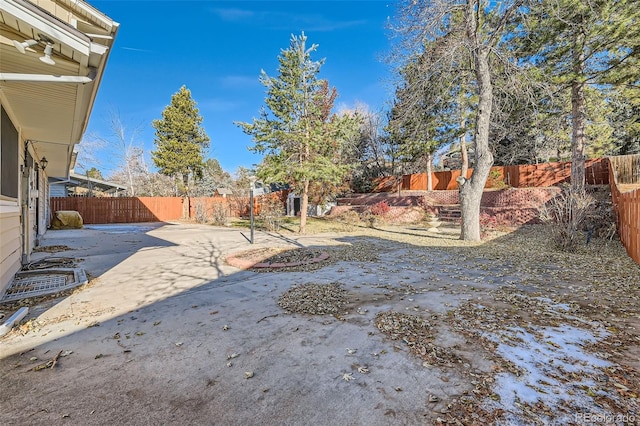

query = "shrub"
[479,212,498,228]
[487,169,509,189]
[193,200,209,224]
[361,211,377,228]
[210,202,228,226]
[539,185,608,252]
[336,209,361,224]
[331,209,361,231]
[259,194,284,231]
[479,212,499,239]
[369,201,390,216]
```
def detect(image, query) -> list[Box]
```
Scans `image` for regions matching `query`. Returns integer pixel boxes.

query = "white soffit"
[1,0,92,56]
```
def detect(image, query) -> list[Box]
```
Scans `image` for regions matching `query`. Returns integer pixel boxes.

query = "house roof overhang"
[68,172,127,193]
[0,0,118,178]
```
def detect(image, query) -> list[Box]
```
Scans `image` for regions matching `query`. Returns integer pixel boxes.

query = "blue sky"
[83,0,397,177]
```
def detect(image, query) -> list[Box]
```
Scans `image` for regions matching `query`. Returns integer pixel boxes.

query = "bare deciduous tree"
[391,0,524,240]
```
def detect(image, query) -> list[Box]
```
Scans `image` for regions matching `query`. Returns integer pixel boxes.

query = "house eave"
[0,0,118,178]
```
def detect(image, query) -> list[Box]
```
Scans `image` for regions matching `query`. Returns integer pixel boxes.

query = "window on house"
[1,106,19,199]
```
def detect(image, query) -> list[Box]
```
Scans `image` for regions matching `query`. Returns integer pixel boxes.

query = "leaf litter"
[268,223,640,424]
[5,220,639,425]
[278,282,348,316]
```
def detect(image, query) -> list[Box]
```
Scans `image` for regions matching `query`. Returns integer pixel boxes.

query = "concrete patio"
[0,222,637,425]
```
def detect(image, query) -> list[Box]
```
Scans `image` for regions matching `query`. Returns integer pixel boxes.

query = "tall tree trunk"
[182,173,190,196]
[459,21,494,241]
[460,124,469,180]
[570,40,586,193]
[127,163,135,196]
[299,179,309,233]
[426,151,433,191]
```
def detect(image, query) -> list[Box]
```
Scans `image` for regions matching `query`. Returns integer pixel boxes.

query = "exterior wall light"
[40,157,48,171]
[39,43,56,65]
[12,39,38,53]
[11,36,56,65]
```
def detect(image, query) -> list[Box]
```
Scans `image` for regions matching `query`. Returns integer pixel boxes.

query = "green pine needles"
[152,85,210,195]
[235,32,359,233]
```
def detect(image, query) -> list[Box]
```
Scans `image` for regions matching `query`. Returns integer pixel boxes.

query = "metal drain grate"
[1,268,88,303]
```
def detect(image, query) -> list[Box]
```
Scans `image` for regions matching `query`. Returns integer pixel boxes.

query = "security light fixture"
[39,43,56,65]
[12,39,38,53]
[40,157,48,171]
[11,35,56,65]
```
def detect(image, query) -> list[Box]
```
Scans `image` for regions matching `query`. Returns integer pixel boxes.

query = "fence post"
[249,187,254,244]
[182,197,190,219]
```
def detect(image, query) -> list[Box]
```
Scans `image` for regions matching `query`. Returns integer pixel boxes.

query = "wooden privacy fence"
[373,159,610,192]
[51,193,289,225]
[51,197,185,223]
[608,155,640,265]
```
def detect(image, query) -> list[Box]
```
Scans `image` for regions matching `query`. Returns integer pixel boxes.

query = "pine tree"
[387,44,459,190]
[192,159,232,196]
[85,167,103,180]
[609,86,640,155]
[236,33,358,233]
[152,86,210,195]
[517,0,640,191]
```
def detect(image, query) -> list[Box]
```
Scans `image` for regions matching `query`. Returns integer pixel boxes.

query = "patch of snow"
[486,323,612,424]
[535,296,571,312]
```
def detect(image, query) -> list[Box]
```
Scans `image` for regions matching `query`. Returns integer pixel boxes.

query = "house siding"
[1,0,118,293]
[49,182,66,198]
[0,201,21,295]
[39,170,50,235]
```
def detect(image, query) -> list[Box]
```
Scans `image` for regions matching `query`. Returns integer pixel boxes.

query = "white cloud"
[219,75,261,88]
[210,7,365,32]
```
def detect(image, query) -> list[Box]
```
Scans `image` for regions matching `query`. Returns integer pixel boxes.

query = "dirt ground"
[0,221,638,426]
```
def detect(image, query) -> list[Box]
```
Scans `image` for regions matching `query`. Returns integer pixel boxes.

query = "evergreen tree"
[388,45,458,190]
[192,159,233,196]
[517,0,640,191]
[152,86,210,195]
[609,86,640,155]
[85,167,103,180]
[236,33,358,233]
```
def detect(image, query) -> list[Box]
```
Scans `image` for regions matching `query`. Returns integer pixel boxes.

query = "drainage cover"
[0,268,87,303]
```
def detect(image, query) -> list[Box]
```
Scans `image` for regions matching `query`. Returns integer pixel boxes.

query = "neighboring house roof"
[68,172,127,194]
[268,183,289,192]
[0,0,119,178]
[216,187,233,195]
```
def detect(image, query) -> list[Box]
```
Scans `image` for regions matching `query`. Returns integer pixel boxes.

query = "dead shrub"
[210,202,228,226]
[194,200,209,224]
[539,185,615,252]
[361,211,378,228]
[332,209,361,231]
[259,194,284,231]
